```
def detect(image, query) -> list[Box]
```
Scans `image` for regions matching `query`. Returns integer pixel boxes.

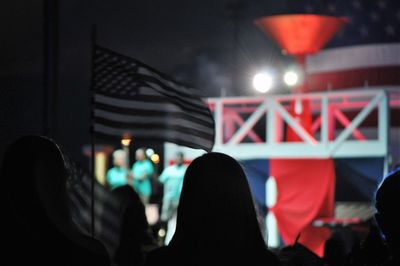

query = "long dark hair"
[2,136,70,233]
[169,152,271,264]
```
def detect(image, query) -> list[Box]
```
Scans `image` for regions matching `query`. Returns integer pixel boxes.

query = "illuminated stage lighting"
[283,71,299,86]
[253,72,273,93]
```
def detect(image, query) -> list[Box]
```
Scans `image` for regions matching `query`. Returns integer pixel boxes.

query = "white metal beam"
[321,94,329,146]
[166,89,394,161]
[214,99,223,146]
[227,99,268,144]
[267,98,276,144]
[379,92,389,175]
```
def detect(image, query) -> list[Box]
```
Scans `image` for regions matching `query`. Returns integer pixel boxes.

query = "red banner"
[270,159,335,257]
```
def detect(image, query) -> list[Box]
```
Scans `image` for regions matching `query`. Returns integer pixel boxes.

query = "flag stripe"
[94,127,213,150]
[94,64,206,111]
[137,67,201,98]
[92,45,215,151]
[306,43,400,74]
[94,117,213,140]
[93,103,214,128]
[94,88,210,117]
[142,76,206,110]
[95,45,200,97]
[94,94,213,124]
[306,66,400,91]
[300,0,400,93]
[94,110,214,135]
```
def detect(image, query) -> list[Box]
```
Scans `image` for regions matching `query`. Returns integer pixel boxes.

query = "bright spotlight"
[283,71,299,86]
[253,72,273,93]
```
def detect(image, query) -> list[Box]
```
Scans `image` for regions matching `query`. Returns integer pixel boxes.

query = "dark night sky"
[0,0,294,165]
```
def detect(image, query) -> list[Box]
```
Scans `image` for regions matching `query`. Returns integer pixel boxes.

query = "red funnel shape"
[255,14,347,55]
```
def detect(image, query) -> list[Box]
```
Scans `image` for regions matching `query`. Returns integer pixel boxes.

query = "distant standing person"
[107,150,130,190]
[132,148,154,204]
[159,152,187,245]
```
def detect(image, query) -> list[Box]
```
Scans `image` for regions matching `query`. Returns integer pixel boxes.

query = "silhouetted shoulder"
[2,136,111,266]
[75,234,111,266]
[145,246,172,266]
[262,249,281,266]
[145,246,280,266]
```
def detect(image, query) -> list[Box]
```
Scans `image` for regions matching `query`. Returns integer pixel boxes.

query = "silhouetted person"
[278,242,324,266]
[132,148,154,204]
[1,136,110,265]
[324,229,352,266]
[159,151,187,245]
[145,152,280,266]
[374,167,400,264]
[346,168,400,266]
[112,185,158,266]
[107,149,130,189]
[345,224,389,266]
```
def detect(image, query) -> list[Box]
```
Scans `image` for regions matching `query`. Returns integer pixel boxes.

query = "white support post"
[266,176,279,248]
[267,98,276,145]
[379,91,389,175]
[214,99,223,146]
[321,94,329,146]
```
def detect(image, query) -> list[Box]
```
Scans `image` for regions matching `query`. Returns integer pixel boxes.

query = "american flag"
[288,0,400,91]
[92,45,215,151]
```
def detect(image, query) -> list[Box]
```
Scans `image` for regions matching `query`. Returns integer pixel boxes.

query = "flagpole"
[90,24,97,238]
[121,137,132,183]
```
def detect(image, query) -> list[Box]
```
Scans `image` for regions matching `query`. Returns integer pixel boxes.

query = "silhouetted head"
[175,151,184,166]
[323,233,347,266]
[2,136,71,235]
[112,185,147,229]
[112,185,156,264]
[135,148,146,161]
[375,167,400,250]
[1,136,111,265]
[112,149,127,168]
[170,152,271,264]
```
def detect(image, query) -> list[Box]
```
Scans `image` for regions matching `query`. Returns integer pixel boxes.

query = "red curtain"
[270,159,335,257]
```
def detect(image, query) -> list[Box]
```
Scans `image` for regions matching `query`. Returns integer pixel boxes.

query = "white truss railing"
[165,88,399,162]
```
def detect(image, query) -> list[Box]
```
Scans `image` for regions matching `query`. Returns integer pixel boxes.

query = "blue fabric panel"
[334,158,384,202]
[240,159,269,209]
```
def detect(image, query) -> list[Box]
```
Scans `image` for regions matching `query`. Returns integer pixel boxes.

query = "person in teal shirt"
[106,149,129,189]
[159,151,187,244]
[131,148,154,204]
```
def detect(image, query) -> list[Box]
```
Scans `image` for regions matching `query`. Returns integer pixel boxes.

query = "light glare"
[121,138,132,146]
[253,72,273,93]
[283,71,299,86]
[151,153,160,164]
[146,148,155,157]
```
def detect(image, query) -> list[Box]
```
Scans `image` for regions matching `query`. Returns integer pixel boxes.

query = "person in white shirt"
[159,152,187,245]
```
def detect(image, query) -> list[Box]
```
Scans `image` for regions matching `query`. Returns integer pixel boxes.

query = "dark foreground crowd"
[1,136,399,265]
